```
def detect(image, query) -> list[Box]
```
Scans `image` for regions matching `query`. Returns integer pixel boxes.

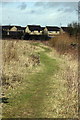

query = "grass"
[2,40,42,86]
[2,39,78,118]
[31,41,52,53]
[2,45,59,118]
[48,33,78,57]
[30,42,41,46]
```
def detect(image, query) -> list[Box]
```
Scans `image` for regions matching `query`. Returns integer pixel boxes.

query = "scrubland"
[1,33,79,118]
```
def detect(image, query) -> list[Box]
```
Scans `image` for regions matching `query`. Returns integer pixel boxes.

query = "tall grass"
[2,40,41,88]
[48,33,78,116]
[48,33,78,56]
[2,40,19,87]
[3,40,18,63]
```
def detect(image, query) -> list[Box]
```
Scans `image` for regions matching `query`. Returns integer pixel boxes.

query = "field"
[1,35,78,118]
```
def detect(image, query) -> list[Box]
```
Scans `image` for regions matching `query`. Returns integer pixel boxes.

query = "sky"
[0,2,78,27]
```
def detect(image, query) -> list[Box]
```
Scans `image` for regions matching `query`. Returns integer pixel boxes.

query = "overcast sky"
[0,2,78,27]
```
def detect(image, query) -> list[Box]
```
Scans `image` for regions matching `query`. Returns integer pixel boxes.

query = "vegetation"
[2,39,78,118]
[67,22,80,38]
[48,33,78,59]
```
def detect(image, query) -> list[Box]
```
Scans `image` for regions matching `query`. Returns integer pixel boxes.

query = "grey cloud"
[30,10,37,14]
[34,2,50,9]
[64,8,75,12]
[35,2,78,12]
[28,10,36,14]
[47,2,78,13]
[27,9,44,15]
[46,2,78,9]
[2,2,11,6]
[35,2,63,8]
[19,2,27,10]
[57,7,75,13]
[57,8,64,11]
[46,2,62,8]
[35,2,46,7]
[2,2,8,5]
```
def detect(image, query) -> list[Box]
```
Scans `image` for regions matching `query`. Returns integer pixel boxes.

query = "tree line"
[67,22,80,38]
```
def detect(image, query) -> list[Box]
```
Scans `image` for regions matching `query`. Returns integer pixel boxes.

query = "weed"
[48,33,78,56]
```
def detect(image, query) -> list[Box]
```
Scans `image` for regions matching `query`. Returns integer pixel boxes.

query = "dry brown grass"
[2,39,78,118]
[48,34,78,107]
[48,33,78,58]
[3,40,18,63]
[47,48,78,117]
[2,39,41,88]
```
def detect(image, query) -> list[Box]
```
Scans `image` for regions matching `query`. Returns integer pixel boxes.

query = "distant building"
[2,26,10,31]
[44,26,60,36]
[1,24,70,39]
[2,25,26,31]
[41,27,48,35]
[25,25,42,35]
[2,25,25,39]
[21,27,26,33]
[9,26,26,33]
[41,27,45,31]
[60,27,69,33]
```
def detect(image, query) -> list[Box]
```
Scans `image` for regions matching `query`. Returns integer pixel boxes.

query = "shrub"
[48,33,77,54]
[67,22,80,38]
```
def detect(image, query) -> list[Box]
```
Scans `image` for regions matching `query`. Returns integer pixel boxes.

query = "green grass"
[3,44,59,118]
[31,42,52,52]
[2,42,78,118]
[40,46,52,53]
[30,42,41,46]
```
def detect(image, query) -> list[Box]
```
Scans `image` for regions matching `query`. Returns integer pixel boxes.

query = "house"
[41,27,47,35]
[9,25,26,32]
[25,25,42,35]
[2,25,25,39]
[9,26,17,31]
[2,25,17,36]
[2,25,25,31]
[2,25,11,31]
[2,26,11,36]
[2,25,18,35]
[11,26,26,33]
[20,27,26,33]
[41,27,48,35]
[2,25,25,36]
[9,26,25,39]
[60,27,69,33]
[41,27,45,31]
[44,26,60,36]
